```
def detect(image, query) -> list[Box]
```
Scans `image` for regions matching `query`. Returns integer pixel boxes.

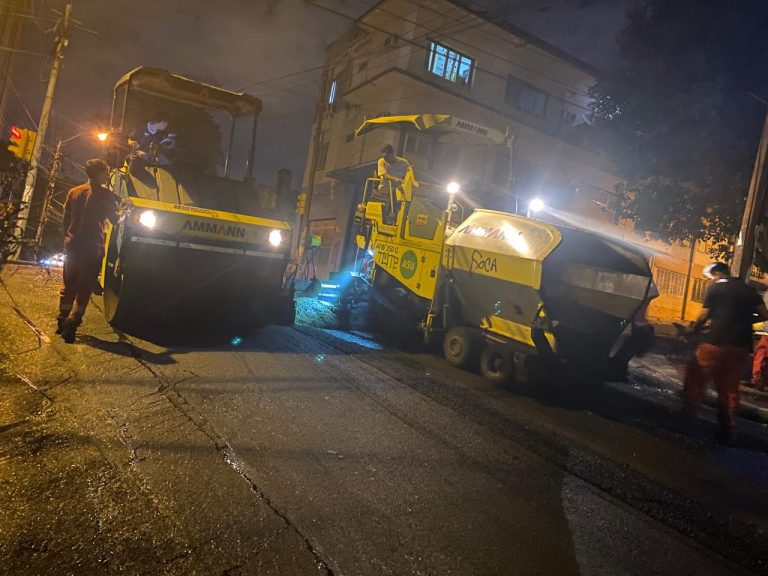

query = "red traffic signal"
[7,126,37,161]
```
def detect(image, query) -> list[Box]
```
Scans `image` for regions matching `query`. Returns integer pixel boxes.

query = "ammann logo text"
[182,219,246,239]
[454,120,488,137]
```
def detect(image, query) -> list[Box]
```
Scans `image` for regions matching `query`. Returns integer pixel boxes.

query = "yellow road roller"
[101,68,294,331]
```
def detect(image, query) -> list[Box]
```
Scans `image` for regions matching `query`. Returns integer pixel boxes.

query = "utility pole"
[0,1,30,131]
[732,109,768,281]
[680,237,696,321]
[294,89,328,282]
[14,3,72,255]
[33,138,62,252]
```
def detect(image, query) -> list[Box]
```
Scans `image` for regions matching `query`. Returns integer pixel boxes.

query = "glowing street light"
[446,181,460,213]
[96,132,109,142]
[527,197,545,218]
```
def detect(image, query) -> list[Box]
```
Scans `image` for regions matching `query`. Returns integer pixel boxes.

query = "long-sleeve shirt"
[62,182,118,256]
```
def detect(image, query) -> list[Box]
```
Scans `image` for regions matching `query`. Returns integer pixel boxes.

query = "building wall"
[300,0,752,324]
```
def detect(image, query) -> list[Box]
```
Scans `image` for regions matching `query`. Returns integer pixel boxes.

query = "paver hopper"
[443,210,655,382]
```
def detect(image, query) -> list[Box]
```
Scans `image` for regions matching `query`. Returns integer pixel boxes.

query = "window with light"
[426,42,474,86]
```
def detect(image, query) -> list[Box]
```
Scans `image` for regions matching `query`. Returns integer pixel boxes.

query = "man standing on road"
[683,262,768,443]
[57,159,117,343]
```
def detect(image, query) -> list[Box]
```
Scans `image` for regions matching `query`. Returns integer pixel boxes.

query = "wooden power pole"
[14,3,72,251]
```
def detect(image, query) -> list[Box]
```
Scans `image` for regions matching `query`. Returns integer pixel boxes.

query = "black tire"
[103,234,142,331]
[276,296,296,326]
[443,326,480,369]
[480,343,515,384]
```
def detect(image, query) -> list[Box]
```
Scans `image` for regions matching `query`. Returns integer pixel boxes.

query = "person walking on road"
[57,159,117,343]
[683,262,768,443]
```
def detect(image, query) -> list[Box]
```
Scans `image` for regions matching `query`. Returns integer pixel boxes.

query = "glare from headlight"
[139,210,157,229]
[269,229,283,247]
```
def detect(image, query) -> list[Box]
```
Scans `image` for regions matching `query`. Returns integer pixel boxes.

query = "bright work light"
[446,181,460,195]
[269,229,283,247]
[139,210,157,229]
[528,197,545,213]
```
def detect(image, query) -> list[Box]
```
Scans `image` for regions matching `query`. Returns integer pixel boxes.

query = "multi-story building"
[300,0,751,323]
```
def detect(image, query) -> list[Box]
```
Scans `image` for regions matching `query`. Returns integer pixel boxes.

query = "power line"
[247,0,509,101]
[309,0,594,111]
[347,0,594,96]
[237,0,476,95]
[6,77,38,130]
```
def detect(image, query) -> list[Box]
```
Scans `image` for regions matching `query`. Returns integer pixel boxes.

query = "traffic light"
[7,126,37,161]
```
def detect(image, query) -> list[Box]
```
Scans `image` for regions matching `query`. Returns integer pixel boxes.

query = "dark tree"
[590,0,768,258]
[0,141,27,270]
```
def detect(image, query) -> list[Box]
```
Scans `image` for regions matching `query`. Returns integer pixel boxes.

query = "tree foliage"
[0,141,27,271]
[590,0,768,257]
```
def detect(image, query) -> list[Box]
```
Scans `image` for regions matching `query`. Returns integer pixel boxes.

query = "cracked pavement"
[2,264,768,575]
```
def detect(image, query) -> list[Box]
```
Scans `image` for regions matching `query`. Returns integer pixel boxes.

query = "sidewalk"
[628,336,768,425]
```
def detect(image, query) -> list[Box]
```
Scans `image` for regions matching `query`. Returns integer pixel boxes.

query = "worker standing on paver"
[683,262,768,443]
[375,145,412,221]
[57,159,117,343]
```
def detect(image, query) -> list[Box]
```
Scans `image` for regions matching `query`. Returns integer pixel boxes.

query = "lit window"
[426,42,474,86]
[506,76,547,117]
[327,80,337,105]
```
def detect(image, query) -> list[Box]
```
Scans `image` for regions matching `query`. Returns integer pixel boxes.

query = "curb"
[629,363,768,426]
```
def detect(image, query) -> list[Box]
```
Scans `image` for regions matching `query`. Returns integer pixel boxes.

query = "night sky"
[7,0,637,185]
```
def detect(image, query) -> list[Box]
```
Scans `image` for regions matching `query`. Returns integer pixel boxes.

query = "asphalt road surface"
[2,264,768,576]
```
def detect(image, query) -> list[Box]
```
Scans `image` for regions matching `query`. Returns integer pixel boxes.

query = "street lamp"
[60,130,109,145]
[446,181,460,211]
[424,181,461,344]
[527,197,545,218]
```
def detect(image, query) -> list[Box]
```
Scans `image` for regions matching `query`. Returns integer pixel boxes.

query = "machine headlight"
[139,210,157,229]
[269,229,283,247]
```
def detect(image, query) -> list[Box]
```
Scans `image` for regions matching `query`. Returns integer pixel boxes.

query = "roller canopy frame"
[355,114,510,146]
[114,67,262,117]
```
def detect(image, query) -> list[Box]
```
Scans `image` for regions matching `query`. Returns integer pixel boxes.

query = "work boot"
[60,319,79,344]
[56,317,65,334]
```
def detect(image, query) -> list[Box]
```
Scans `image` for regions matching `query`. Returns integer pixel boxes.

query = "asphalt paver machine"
[352,115,656,384]
[102,67,294,331]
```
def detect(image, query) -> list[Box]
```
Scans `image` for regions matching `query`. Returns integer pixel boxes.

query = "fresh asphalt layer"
[1,264,768,576]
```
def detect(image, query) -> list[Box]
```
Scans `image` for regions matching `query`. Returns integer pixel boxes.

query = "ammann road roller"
[101,68,294,330]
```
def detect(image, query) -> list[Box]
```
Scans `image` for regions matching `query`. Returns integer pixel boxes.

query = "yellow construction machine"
[351,115,656,384]
[101,68,294,331]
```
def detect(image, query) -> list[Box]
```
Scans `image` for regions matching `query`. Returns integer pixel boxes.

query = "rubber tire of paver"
[480,343,515,384]
[443,326,479,369]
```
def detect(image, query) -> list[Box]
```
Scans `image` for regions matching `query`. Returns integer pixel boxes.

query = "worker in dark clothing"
[129,119,176,167]
[58,159,118,343]
[683,262,768,443]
